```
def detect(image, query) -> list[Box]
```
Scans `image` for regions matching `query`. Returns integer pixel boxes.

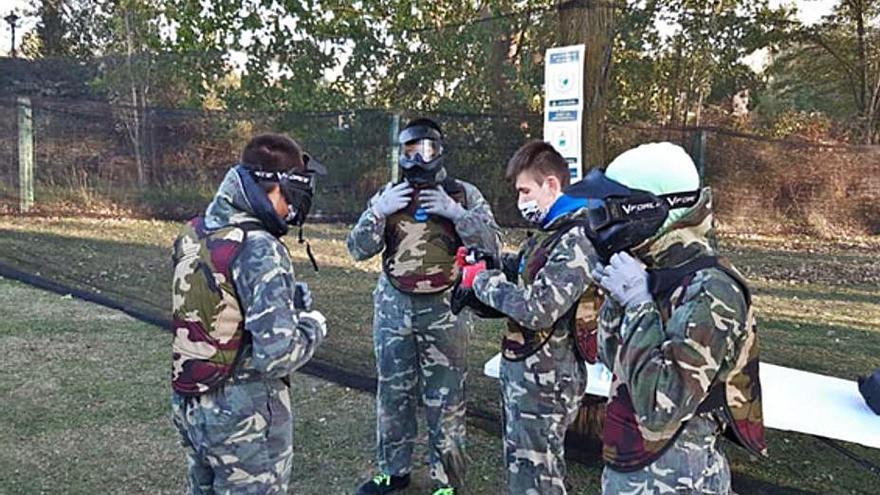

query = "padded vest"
[502,221,600,363]
[170,217,261,396]
[602,256,767,471]
[382,179,467,294]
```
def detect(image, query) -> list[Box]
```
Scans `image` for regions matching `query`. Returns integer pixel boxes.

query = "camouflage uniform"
[347,180,501,490]
[598,189,766,495]
[472,206,598,495]
[171,167,326,495]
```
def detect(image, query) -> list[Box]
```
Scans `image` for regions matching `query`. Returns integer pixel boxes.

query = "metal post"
[691,129,707,179]
[18,96,33,212]
[389,113,400,183]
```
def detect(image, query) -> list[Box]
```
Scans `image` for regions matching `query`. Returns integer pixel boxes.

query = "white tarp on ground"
[483,354,880,450]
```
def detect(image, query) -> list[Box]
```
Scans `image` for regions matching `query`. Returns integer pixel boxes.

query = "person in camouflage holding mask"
[458,141,599,495]
[566,142,767,494]
[170,134,328,494]
[348,118,501,495]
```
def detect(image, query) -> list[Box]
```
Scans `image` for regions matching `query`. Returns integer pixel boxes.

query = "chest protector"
[603,256,767,471]
[502,222,601,363]
[383,178,467,294]
[171,217,260,396]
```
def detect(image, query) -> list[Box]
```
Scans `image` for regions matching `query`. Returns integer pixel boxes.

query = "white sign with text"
[543,44,586,182]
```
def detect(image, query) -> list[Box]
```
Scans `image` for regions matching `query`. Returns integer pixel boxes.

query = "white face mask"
[517,199,547,225]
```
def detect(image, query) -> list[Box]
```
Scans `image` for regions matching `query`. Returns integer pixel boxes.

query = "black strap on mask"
[298,226,319,272]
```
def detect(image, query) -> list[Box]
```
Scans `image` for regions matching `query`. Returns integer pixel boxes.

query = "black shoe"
[355,473,411,495]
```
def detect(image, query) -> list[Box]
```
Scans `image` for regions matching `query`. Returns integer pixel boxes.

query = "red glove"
[462,262,486,289]
[456,246,487,289]
[461,261,486,289]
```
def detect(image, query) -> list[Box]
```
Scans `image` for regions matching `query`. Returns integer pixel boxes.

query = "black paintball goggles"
[398,124,445,187]
[565,168,701,261]
[250,153,327,227]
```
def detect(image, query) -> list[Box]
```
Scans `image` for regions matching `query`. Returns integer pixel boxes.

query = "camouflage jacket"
[473,206,599,360]
[172,167,326,389]
[598,188,766,471]
[347,179,501,293]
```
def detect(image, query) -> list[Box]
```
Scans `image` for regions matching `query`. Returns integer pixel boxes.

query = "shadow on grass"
[0,226,508,428]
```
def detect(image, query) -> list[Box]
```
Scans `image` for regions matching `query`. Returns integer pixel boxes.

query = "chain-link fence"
[3,96,879,234]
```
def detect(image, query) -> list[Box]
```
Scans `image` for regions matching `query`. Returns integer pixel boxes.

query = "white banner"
[544,44,586,182]
[484,354,880,451]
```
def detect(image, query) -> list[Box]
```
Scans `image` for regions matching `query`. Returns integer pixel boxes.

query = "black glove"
[500,252,521,283]
[450,284,506,318]
[449,247,504,318]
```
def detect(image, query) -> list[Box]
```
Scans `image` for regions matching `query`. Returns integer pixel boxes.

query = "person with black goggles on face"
[566,142,767,495]
[348,118,501,495]
[170,133,328,494]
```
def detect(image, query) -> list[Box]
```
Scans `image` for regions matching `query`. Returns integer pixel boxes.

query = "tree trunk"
[669,38,684,128]
[869,69,880,143]
[558,0,615,170]
[123,9,145,187]
[121,7,155,188]
[557,0,615,454]
[853,0,868,114]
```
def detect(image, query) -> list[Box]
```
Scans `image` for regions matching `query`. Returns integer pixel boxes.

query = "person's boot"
[355,473,411,495]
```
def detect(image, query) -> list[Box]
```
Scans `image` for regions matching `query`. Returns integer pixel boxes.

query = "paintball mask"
[565,168,700,262]
[250,153,326,227]
[398,123,446,187]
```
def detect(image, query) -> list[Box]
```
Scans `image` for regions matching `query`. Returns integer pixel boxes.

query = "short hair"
[241,133,304,173]
[403,117,443,138]
[505,140,571,188]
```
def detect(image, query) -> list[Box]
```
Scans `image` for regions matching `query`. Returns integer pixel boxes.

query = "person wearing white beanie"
[566,142,767,494]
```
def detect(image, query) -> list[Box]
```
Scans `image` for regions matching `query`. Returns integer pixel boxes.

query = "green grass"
[1,216,879,494]
[0,276,600,494]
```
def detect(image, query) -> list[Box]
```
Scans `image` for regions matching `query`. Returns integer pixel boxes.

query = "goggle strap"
[251,170,280,182]
[607,196,665,220]
[298,226,319,272]
[659,190,701,210]
[251,169,316,187]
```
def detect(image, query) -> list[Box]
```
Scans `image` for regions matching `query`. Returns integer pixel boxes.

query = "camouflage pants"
[373,276,471,489]
[500,332,587,495]
[171,379,293,495]
[601,415,732,495]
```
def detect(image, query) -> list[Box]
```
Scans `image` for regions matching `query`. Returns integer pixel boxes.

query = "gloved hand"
[500,252,521,283]
[299,310,328,339]
[591,252,652,308]
[293,282,312,311]
[372,182,413,219]
[454,246,489,288]
[420,186,466,221]
[450,247,504,318]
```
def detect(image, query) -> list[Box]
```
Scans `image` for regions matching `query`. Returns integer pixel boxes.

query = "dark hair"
[241,133,304,173]
[403,117,443,137]
[505,140,571,188]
